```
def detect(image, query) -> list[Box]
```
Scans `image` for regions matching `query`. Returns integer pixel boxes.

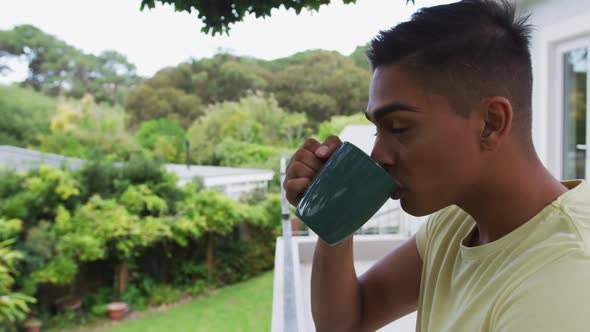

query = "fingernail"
[316,146,329,157]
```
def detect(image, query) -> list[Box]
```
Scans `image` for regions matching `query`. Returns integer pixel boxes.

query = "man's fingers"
[283,137,341,206]
[315,135,343,159]
[302,138,321,153]
[286,161,316,180]
[284,178,312,206]
[290,147,323,172]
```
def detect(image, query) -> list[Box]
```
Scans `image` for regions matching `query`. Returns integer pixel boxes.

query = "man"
[283,0,590,331]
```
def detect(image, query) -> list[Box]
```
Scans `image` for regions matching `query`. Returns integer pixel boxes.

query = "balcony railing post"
[280,155,298,332]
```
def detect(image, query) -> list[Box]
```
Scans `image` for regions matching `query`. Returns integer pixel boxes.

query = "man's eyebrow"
[365,102,419,122]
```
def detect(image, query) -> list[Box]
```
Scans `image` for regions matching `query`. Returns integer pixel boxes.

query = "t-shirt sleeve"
[415,216,430,260]
[493,253,590,332]
[415,206,458,261]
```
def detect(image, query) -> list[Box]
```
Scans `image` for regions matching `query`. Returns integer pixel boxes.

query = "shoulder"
[553,180,590,252]
[492,252,590,331]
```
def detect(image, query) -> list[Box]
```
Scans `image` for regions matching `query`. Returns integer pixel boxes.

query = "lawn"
[100,271,274,332]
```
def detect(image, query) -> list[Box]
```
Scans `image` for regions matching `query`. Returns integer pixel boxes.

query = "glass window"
[562,47,588,179]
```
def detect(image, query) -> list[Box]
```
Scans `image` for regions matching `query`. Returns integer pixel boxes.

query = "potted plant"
[291,217,302,235]
[106,302,128,321]
[24,318,42,332]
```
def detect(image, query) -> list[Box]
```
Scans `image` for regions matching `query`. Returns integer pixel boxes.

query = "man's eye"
[391,127,408,134]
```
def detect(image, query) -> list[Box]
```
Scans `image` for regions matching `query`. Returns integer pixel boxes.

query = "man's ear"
[479,96,513,151]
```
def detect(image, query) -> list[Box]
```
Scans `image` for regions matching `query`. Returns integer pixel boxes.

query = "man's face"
[366,64,483,216]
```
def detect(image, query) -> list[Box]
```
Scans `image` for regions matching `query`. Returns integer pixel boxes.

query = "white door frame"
[532,9,590,179]
[554,37,590,179]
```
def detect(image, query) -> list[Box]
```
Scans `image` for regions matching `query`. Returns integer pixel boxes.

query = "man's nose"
[370,138,395,169]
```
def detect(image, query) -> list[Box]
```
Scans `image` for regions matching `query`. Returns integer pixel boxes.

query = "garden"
[0,155,280,331]
[0,18,372,331]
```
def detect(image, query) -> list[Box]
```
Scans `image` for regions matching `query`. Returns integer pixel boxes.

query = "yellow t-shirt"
[415,180,590,332]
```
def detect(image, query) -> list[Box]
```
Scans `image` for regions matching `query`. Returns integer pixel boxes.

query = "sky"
[0,0,455,82]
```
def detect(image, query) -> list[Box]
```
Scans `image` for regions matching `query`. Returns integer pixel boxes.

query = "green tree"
[180,189,240,280]
[0,172,28,227]
[125,85,204,128]
[0,29,20,75]
[270,51,370,123]
[0,25,139,104]
[187,93,304,165]
[116,153,183,214]
[140,0,414,35]
[0,25,82,94]
[126,50,370,134]
[213,59,268,102]
[135,118,187,163]
[38,96,140,159]
[48,195,169,297]
[67,50,140,105]
[119,185,168,217]
[315,113,368,142]
[0,219,21,242]
[215,138,281,167]
[241,193,281,229]
[0,240,36,329]
[0,165,79,225]
[349,44,371,70]
[0,85,56,147]
[187,97,249,165]
[94,50,140,104]
[144,64,194,91]
[281,112,309,148]
[128,54,270,109]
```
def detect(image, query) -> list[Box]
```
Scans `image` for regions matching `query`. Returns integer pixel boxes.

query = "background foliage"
[139,0,414,35]
[0,157,280,329]
[0,21,374,330]
[0,85,55,147]
[0,25,139,105]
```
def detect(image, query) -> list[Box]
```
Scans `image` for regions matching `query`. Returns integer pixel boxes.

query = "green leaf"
[135,0,421,35]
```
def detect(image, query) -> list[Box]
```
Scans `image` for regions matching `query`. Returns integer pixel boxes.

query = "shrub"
[0,219,22,241]
[174,261,207,286]
[122,284,148,311]
[0,85,55,147]
[76,159,121,201]
[47,311,76,330]
[148,285,181,307]
[187,280,207,297]
[214,235,275,285]
[90,303,107,317]
[83,287,111,317]
[138,276,157,296]
[0,240,37,328]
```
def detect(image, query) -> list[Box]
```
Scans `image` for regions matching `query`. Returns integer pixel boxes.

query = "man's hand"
[283,135,343,206]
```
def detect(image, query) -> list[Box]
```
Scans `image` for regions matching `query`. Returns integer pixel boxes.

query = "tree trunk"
[113,83,119,104]
[207,233,214,281]
[116,260,129,298]
[238,222,253,241]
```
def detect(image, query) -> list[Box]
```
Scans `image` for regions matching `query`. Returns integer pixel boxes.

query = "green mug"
[295,141,397,246]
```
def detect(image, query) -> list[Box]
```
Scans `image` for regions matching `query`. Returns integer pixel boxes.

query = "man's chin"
[399,198,436,217]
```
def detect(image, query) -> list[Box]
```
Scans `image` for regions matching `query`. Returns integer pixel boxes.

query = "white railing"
[271,156,427,331]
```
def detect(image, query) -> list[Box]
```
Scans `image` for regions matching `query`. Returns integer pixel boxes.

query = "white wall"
[528,0,590,177]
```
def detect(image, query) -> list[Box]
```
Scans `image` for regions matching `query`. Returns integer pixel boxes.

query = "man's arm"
[311,234,423,332]
[283,135,423,331]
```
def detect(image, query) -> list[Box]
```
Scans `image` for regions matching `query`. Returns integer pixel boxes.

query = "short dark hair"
[367,0,533,135]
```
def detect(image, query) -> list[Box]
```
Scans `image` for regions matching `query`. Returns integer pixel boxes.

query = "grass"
[100,271,274,332]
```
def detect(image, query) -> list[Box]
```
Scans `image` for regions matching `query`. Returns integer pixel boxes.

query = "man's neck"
[458,156,568,247]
